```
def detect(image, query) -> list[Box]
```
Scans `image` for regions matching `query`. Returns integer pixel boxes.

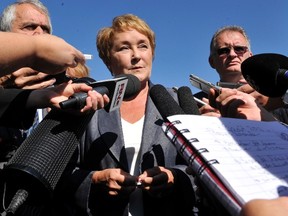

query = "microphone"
[177,86,200,115]
[1,74,141,214]
[60,74,141,112]
[1,189,28,215]
[241,53,288,97]
[150,84,185,120]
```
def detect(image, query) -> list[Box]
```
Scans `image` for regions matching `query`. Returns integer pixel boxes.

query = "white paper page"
[167,114,288,203]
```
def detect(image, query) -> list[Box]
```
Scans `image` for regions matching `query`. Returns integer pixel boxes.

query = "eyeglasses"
[217,46,248,57]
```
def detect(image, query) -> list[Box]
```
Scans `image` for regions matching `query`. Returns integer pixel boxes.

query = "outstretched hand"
[33,34,85,74]
[27,80,110,114]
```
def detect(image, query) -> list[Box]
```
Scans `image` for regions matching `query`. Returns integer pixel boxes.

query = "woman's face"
[109,29,153,82]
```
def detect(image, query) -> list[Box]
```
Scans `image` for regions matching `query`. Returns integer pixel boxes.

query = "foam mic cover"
[2,74,141,205]
[177,86,200,115]
[241,53,288,97]
[3,110,94,205]
[150,84,185,120]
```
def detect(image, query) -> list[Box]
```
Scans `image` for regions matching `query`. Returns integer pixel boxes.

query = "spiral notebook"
[162,114,288,216]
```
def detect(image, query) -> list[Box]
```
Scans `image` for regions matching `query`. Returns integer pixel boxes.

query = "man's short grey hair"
[0,0,52,33]
[209,25,251,56]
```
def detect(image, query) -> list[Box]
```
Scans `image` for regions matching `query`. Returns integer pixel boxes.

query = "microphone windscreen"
[118,74,141,98]
[177,86,200,115]
[241,53,288,97]
[3,109,94,204]
[150,84,185,120]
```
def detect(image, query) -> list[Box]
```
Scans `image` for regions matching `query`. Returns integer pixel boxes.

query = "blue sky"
[1,0,288,94]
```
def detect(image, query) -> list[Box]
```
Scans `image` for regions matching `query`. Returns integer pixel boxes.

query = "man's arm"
[0,32,84,76]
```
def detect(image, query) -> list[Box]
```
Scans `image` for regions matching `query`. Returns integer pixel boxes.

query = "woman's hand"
[138,166,175,197]
[92,168,138,196]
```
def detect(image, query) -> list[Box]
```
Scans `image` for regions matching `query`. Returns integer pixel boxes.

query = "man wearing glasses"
[194,25,252,106]
[196,25,286,119]
[209,25,252,84]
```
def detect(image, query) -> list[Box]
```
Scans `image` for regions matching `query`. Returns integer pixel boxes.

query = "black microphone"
[60,74,141,111]
[150,84,185,120]
[1,74,141,213]
[241,53,288,97]
[177,86,200,115]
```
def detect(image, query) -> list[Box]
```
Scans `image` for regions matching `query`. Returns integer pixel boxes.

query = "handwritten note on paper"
[167,114,288,204]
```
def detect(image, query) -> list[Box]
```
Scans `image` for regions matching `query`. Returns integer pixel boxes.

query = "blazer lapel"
[140,96,162,154]
[98,109,127,166]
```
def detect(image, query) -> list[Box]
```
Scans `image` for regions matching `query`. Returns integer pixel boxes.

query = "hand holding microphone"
[60,74,141,112]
